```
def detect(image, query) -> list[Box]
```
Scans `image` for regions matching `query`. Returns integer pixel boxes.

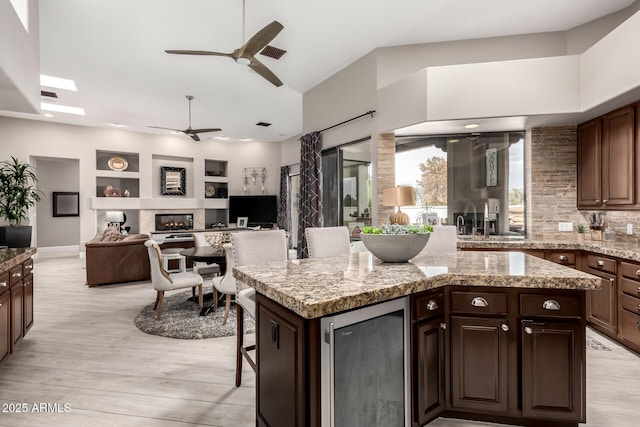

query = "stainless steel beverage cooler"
[321,297,410,427]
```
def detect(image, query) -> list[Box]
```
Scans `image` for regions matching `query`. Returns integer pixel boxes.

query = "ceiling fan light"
[236,57,251,66]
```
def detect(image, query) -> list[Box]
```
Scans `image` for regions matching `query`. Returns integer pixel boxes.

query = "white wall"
[0,116,282,246]
[34,157,80,247]
[0,0,39,113]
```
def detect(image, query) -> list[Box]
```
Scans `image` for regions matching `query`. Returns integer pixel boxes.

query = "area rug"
[134,290,254,339]
[586,335,612,351]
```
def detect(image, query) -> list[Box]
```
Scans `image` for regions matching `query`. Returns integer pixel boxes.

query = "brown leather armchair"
[85,233,151,286]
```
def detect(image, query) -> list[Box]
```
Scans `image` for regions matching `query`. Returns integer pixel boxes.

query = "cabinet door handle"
[12,272,21,278]
[270,319,279,349]
[597,260,605,267]
[635,270,640,276]
[471,297,489,307]
[558,255,568,261]
[542,299,561,310]
[426,300,439,311]
[609,278,615,283]
[501,323,509,332]
[440,322,447,330]
[595,199,600,204]
[25,264,33,270]
[637,286,640,293]
[524,326,533,335]
[0,281,6,287]
[603,199,608,204]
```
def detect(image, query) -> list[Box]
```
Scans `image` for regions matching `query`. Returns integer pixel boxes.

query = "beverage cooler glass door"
[321,297,410,427]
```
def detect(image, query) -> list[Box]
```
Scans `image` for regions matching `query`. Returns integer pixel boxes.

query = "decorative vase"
[577,233,585,242]
[0,225,33,248]
[123,189,131,197]
[360,233,430,262]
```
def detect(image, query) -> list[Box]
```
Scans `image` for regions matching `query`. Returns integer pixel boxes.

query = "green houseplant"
[0,156,42,247]
[361,224,433,262]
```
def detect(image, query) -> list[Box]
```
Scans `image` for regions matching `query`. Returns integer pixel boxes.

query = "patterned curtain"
[297,132,323,258]
[277,165,291,236]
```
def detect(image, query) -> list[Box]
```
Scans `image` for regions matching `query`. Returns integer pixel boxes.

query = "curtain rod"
[318,110,376,133]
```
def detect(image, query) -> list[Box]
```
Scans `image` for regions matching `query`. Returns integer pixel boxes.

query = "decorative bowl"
[360,233,430,262]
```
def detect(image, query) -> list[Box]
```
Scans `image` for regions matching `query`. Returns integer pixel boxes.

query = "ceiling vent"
[260,45,286,60]
[40,90,58,99]
[256,122,272,127]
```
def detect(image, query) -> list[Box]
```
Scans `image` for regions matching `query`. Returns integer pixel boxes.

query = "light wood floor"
[0,255,638,426]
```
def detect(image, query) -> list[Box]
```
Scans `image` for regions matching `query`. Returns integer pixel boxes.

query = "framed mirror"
[160,166,186,196]
[53,192,80,217]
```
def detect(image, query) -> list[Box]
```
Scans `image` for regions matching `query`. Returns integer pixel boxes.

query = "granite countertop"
[0,247,37,273]
[457,238,640,262]
[233,250,600,319]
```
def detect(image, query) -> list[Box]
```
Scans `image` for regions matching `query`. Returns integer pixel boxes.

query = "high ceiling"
[1,0,635,142]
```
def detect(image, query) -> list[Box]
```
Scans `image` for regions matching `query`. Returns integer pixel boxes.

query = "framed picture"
[237,217,248,228]
[53,192,80,217]
[160,166,186,196]
[486,147,498,187]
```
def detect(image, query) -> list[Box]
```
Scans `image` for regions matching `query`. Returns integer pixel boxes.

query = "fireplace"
[155,213,193,231]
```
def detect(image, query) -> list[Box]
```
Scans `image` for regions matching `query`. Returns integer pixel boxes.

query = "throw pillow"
[102,226,122,242]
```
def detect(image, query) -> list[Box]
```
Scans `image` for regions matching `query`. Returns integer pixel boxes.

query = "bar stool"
[161,247,186,273]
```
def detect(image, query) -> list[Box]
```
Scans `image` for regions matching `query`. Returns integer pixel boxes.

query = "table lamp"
[382,186,415,225]
[105,211,125,232]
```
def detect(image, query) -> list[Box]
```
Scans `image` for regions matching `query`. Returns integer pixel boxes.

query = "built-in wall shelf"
[90,197,229,210]
[96,150,140,172]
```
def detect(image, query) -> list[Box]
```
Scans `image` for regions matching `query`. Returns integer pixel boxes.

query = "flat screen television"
[229,195,278,227]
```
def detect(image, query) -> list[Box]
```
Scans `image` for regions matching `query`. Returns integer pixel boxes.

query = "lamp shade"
[382,186,415,207]
[105,211,125,223]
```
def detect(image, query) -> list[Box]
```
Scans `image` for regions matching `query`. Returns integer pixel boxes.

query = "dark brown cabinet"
[10,282,23,347]
[584,254,617,336]
[449,315,509,413]
[617,260,640,353]
[412,291,445,426]
[0,288,10,364]
[521,320,585,422]
[256,293,318,427]
[23,271,33,334]
[577,105,636,209]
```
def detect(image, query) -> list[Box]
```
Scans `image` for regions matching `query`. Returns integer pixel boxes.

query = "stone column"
[377,132,396,226]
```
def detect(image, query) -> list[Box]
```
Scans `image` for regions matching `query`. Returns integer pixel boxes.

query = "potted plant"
[0,156,42,248]
[361,223,433,262]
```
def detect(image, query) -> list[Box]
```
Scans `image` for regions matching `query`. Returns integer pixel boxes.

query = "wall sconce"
[382,186,415,225]
[242,167,267,194]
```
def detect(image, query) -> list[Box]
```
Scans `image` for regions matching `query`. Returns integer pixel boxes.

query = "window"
[321,138,372,239]
[395,131,526,237]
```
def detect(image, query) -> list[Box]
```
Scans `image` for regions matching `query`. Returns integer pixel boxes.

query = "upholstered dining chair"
[145,240,204,320]
[211,242,236,325]
[231,229,288,387]
[305,226,351,259]
[190,232,223,278]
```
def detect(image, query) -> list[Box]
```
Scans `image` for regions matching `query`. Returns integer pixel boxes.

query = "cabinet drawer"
[8,265,23,287]
[22,259,33,277]
[413,291,444,322]
[547,252,576,266]
[0,272,8,293]
[619,261,640,281]
[585,254,616,274]
[520,294,582,318]
[620,276,640,298]
[450,291,507,315]
[619,309,640,347]
[620,293,640,315]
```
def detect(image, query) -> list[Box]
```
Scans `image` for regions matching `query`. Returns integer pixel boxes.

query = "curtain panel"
[297,132,323,258]
[277,165,291,240]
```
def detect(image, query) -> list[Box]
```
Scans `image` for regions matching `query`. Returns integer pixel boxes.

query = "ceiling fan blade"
[149,125,181,132]
[165,49,233,57]
[191,128,222,133]
[239,21,284,58]
[190,133,201,142]
[249,58,283,87]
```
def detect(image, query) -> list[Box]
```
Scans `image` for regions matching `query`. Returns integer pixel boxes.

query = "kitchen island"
[233,250,601,427]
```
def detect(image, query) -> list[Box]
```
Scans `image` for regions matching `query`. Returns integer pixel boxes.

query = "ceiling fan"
[149,95,221,141]
[165,0,284,87]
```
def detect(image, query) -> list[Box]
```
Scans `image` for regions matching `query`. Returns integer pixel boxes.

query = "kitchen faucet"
[463,202,478,234]
[456,215,465,235]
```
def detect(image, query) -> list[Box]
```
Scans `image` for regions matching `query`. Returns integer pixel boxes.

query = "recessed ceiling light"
[241,138,253,142]
[464,123,479,129]
[448,138,459,143]
[43,113,53,118]
[40,75,77,91]
[109,123,126,127]
[41,102,85,115]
